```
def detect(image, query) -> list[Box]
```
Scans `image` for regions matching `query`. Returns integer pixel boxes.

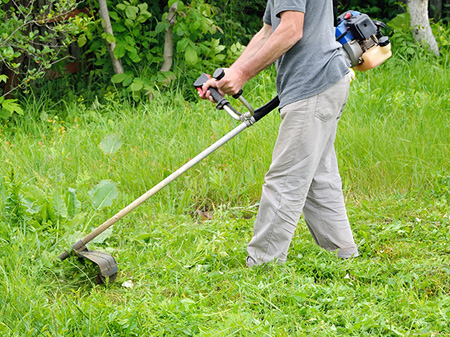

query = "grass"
[340,55,450,197]
[0,53,450,335]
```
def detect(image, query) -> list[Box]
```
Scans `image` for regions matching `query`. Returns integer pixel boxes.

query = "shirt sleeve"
[273,0,306,18]
[263,0,272,25]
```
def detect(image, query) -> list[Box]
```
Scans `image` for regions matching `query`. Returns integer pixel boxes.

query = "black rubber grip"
[193,73,229,109]
[213,68,243,99]
[210,88,226,107]
[213,68,225,80]
[253,96,280,122]
[232,90,243,99]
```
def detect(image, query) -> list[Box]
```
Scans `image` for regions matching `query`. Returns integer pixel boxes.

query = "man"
[200,0,359,267]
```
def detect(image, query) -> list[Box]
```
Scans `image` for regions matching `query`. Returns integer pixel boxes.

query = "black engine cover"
[347,14,378,40]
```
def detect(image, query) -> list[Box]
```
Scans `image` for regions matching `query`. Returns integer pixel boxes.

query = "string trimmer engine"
[336,11,392,71]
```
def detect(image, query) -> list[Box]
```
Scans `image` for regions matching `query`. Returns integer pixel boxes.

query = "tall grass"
[339,54,450,197]
[1,70,279,217]
[2,55,449,213]
[0,54,449,335]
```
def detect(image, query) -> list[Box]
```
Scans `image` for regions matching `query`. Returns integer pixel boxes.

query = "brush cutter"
[57,68,280,284]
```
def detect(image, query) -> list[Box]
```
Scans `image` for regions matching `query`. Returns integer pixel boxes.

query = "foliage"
[210,0,267,46]
[0,95,23,119]
[0,0,89,94]
[0,169,120,234]
[0,0,89,119]
[3,170,26,225]
[432,20,450,56]
[78,0,244,101]
[2,0,448,112]
[387,12,450,59]
[386,12,420,59]
[337,0,405,21]
[79,0,155,73]
[172,0,223,67]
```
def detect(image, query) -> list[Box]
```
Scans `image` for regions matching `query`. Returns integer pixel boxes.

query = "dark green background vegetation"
[1,0,448,107]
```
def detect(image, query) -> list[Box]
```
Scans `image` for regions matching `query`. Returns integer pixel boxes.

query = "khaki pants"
[247,73,358,267]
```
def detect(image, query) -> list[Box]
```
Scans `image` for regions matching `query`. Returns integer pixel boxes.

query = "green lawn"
[1,54,450,335]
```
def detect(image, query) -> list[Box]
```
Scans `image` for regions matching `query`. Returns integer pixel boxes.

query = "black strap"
[333,0,339,26]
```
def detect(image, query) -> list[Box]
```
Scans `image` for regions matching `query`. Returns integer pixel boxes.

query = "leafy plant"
[387,11,450,59]
[387,12,422,58]
[88,180,119,211]
[78,0,168,99]
[3,170,26,225]
[0,95,23,120]
[432,20,450,57]
[0,0,89,98]
[98,133,123,155]
[337,0,405,21]
[0,75,22,119]
[78,0,243,101]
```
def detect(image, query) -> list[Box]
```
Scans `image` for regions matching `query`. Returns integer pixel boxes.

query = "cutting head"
[59,240,118,284]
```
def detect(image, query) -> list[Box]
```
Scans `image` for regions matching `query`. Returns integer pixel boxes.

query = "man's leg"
[302,129,359,259]
[246,74,353,267]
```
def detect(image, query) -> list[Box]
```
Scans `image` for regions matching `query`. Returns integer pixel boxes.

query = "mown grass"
[0,53,450,335]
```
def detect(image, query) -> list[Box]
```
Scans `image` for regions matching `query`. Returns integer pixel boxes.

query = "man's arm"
[201,11,304,100]
[229,23,273,70]
[199,23,272,101]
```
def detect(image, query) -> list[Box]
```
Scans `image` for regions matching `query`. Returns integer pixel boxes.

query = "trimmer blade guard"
[77,249,118,279]
[72,240,118,284]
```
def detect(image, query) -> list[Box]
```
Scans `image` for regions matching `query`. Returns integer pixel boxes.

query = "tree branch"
[160,1,178,72]
[98,0,124,74]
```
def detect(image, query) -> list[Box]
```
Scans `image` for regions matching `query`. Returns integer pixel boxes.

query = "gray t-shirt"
[263,0,349,108]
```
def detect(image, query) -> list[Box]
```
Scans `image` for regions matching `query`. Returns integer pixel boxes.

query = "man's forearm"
[201,11,304,98]
[237,12,304,82]
[230,24,273,70]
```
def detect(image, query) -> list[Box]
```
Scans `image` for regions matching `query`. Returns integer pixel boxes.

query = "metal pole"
[80,122,249,244]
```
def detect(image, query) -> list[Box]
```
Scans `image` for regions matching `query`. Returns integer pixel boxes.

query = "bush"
[0,0,88,118]
[387,11,450,59]
[337,0,405,21]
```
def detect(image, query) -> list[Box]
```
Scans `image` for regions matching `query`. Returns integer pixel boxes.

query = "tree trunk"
[98,0,124,74]
[160,2,178,72]
[408,0,440,55]
[1,55,25,99]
